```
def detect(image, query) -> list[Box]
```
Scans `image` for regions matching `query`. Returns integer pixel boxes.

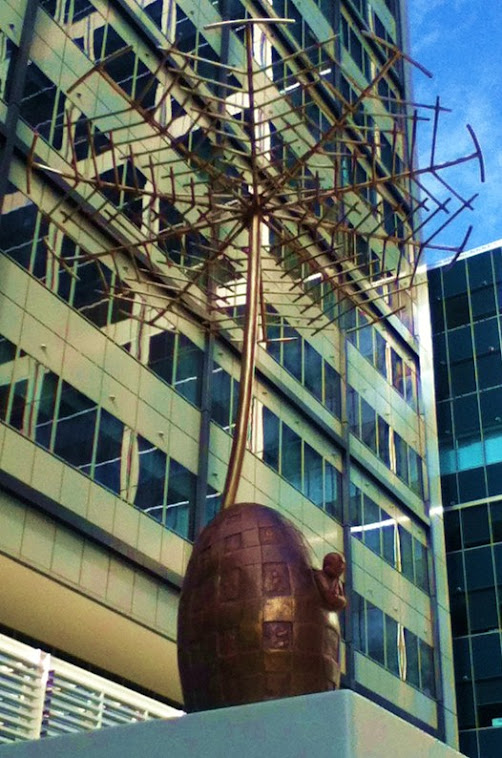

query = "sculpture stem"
[221,211,261,508]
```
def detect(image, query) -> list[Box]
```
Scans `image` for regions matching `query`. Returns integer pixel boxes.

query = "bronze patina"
[177,503,346,711]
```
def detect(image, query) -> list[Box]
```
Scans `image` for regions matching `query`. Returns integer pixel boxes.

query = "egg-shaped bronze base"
[177,503,341,712]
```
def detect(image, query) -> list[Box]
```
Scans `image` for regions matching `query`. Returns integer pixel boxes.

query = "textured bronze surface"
[177,503,344,712]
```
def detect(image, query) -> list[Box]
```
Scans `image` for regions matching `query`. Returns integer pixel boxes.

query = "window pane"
[378,416,390,466]
[347,386,359,435]
[175,335,202,406]
[404,364,417,410]
[265,309,281,364]
[457,437,483,471]
[464,547,494,590]
[324,463,341,521]
[408,448,423,497]
[366,602,385,665]
[262,406,280,471]
[458,466,486,502]
[462,504,490,548]
[433,332,450,400]
[73,260,111,327]
[211,364,232,430]
[444,508,462,551]
[436,400,453,443]
[477,352,502,391]
[487,462,502,497]
[54,383,97,469]
[447,552,465,593]
[413,539,429,592]
[282,327,302,381]
[281,423,302,490]
[471,633,502,681]
[9,379,28,431]
[363,495,381,554]
[442,472,459,507]
[20,61,64,148]
[324,362,341,418]
[394,432,408,482]
[445,293,470,329]
[478,727,502,757]
[453,637,472,686]
[135,436,166,521]
[468,588,498,634]
[454,394,479,437]
[352,592,366,653]
[382,520,395,566]
[0,335,16,365]
[385,615,399,675]
[148,331,175,384]
[94,409,123,494]
[375,332,386,377]
[419,639,435,697]
[303,342,322,402]
[450,593,468,636]
[303,443,323,506]
[468,254,492,290]
[32,216,49,281]
[474,317,499,355]
[490,501,502,543]
[0,202,38,270]
[350,483,362,529]
[399,526,414,583]
[359,323,373,361]
[391,348,403,395]
[480,387,502,436]
[205,485,221,527]
[360,399,376,452]
[450,359,475,396]
[458,730,477,757]
[405,630,420,688]
[430,296,445,335]
[471,287,496,321]
[166,459,195,539]
[0,381,9,423]
[35,371,59,449]
[448,325,472,363]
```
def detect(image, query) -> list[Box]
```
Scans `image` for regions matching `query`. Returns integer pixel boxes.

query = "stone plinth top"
[0,690,465,758]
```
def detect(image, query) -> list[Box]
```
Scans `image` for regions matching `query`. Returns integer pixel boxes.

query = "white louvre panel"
[0,633,183,744]
[44,658,182,735]
[41,671,102,737]
[101,696,150,728]
[0,647,44,744]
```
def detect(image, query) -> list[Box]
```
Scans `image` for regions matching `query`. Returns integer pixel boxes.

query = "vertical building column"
[417,271,452,746]
[193,331,214,538]
[0,0,39,213]
[341,325,357,692]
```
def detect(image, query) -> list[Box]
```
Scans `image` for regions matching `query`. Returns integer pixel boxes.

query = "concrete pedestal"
[0,691,465,758]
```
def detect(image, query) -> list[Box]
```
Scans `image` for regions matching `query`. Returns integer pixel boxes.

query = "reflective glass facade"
[429,242,502,758]
[0,0,455,748]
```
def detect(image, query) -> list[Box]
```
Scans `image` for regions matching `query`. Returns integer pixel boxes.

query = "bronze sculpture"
[314,552,347,612]
[26,11,483,711]
[177,503,346,711]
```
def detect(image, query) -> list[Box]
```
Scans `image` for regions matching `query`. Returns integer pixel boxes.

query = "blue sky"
[407,1,502,264]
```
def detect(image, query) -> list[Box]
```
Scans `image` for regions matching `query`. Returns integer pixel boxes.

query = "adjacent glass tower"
[429,240,502,758]
[0,0,456,749]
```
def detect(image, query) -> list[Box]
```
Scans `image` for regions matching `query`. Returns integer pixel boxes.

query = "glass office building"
[429,240,502,758]
[0,0,456,748]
